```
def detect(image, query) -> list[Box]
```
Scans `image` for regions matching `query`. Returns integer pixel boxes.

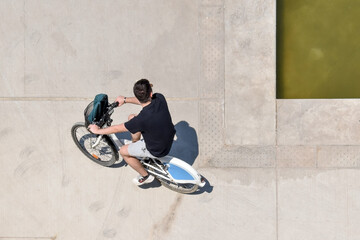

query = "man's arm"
[88,123,128,135]
[116,96,141,106]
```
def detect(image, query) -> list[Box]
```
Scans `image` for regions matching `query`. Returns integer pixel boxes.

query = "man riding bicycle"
[88,79,176,186]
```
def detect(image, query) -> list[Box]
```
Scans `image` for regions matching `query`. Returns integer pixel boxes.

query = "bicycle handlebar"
[109,101,119,109]
[95,101,119,127]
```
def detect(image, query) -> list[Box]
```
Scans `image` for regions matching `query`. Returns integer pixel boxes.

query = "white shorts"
[127,139,155,159]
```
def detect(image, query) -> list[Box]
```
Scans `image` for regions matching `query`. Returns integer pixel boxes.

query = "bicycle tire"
[156,177,199,194]
[145,160,199,194]
[71,122,118,167]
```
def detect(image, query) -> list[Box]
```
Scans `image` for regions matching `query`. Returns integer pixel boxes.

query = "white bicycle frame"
[92,133,205,188]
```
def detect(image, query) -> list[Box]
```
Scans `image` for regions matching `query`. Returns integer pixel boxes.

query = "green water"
[277,0,360,98]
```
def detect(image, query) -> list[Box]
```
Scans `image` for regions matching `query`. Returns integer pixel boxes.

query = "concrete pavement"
[1,0,360,239]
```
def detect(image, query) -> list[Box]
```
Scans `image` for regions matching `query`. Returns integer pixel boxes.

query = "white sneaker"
[132,174,155,186]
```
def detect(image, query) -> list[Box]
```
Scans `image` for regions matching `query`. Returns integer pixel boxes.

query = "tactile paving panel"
[317,146,360,168]
[276,146,317,168]
[198,0,225,164]
[199,1,225,99]
[199,100,224,162]
[210,146,276,168]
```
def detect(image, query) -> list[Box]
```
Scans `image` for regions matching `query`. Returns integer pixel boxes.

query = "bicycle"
[71,97,206,194]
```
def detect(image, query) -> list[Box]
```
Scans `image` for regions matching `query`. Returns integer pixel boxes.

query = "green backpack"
[84,94,109,127]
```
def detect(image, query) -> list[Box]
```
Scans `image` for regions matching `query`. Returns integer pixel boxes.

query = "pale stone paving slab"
[277,99,360,145]
[278,168,360,240]
[225,0,276,146]
[0,0,25,97]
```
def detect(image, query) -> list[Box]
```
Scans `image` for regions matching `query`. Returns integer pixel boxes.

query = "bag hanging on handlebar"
[84,93,109,127]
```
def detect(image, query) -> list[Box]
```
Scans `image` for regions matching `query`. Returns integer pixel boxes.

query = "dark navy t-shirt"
[124,93,176,157]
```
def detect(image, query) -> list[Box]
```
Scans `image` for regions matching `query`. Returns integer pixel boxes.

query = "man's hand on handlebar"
[88,124,100,134]
[115,96,126,107]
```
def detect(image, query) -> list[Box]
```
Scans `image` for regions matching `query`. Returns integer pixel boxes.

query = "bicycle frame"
[91,133,121,150]
[142,158,174,182]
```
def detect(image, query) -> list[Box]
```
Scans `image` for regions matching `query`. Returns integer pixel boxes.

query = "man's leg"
[120,138,155,185]
[120,144,148,177]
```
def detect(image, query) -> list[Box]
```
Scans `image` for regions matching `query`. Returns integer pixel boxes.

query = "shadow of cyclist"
[111,121,199,168]
[168,121,199,166]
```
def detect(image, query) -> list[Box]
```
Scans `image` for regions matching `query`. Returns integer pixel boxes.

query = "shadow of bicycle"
[112,120,199,166]
[170,121,213,194]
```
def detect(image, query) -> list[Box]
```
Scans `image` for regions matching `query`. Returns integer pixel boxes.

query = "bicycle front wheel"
[71,122,118,167]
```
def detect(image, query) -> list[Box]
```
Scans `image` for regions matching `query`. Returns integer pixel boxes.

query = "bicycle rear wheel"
[157,177,199,194]
[71,122,118,167]
[145,160,199,194]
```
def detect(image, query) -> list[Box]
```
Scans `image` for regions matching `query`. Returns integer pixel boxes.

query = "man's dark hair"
[133,79,153,103]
